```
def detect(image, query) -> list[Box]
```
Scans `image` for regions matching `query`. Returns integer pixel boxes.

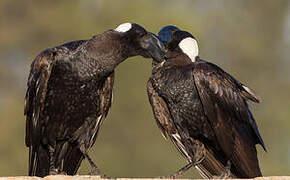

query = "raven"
[25,23,165,177]
[147,29,265,178]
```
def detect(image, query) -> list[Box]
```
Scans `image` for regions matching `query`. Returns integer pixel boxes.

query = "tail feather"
[63,145,84,175]
[195,146,236,178]
[230,135,262,178]
[28,143,84,177]
[29,145,49,177]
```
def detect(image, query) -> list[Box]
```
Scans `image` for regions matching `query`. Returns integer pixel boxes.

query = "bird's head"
[165,30,199,62]
[114,22,165,62]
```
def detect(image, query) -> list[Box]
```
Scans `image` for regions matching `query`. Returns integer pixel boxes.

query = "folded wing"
[193,59,265,177]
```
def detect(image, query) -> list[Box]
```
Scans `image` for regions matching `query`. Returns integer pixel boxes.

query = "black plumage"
[147,30,265,178]
[25,23,165,177]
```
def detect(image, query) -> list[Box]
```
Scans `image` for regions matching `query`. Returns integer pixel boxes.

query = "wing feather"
[147,78,234,178]
[24,50,55,176]
[193,59,264,177]
[25,50,55,146]
[89,72,114,148]
[99,72,114,118]
[147,79,176,139]
[193,60,265,150]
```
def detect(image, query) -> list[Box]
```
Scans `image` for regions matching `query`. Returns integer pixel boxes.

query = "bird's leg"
[83,152,114,179]
[166,139,206,179]
[58,159,67,175]
[48,146,58,175]
[83,153,101,175]
[168,162,194,179]
[78,144,102,176]
[213,160,233,179]
[169,154,205,179]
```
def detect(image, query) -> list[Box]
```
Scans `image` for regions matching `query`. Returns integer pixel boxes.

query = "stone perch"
[0,176,289,180]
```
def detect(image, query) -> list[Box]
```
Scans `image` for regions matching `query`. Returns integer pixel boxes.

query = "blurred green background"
[0,0,290,177]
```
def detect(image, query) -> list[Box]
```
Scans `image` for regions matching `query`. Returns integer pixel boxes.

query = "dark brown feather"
[24,36,119,176]
[25,51,55,176]
[193,59,265,151]
[25,26,164,176]
[147,79,176,139]
[147,76,235,178]
[193,59,264,177]
[62,73,115,175]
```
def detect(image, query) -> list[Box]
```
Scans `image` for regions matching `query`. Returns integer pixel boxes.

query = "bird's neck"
[159,50,193,67]
[84,31,135,73]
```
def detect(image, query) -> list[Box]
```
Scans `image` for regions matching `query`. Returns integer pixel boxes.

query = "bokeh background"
[0,0,289,177]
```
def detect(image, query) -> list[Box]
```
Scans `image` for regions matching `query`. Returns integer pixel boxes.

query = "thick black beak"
[140,33,166,62]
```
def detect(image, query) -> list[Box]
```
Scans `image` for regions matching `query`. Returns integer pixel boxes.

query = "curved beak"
[140,33,166,62]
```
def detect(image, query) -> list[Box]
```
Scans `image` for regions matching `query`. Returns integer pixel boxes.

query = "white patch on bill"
[115,23,132,33]
[178,37,199,62]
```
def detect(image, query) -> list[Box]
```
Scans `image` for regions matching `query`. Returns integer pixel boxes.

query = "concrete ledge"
[0,176,290,180]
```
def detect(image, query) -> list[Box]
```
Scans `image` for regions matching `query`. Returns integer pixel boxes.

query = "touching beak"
[140,33,166,62]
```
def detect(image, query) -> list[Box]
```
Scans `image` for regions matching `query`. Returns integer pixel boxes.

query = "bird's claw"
[49,168,59,175]
[59,171,67,175]
[89,166,101,176]
[156,173,180,179]
[89,168,114,179]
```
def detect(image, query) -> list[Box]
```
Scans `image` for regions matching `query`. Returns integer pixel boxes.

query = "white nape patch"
[115,22,132,33]
[178,37,199,62]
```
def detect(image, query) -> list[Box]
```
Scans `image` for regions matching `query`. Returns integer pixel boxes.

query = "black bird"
[147,29,266,178]
[25,22,165,177]
[156,26,234,178]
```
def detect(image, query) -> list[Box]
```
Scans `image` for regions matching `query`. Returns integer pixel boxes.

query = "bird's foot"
[156,175,179,179]
[100,174,115,179]
[168,174,180,179]
[156,176,166,179]
[89,168,114,179]
[89,166,101,176]
[59,171,67,175]
[89,169,114,179]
